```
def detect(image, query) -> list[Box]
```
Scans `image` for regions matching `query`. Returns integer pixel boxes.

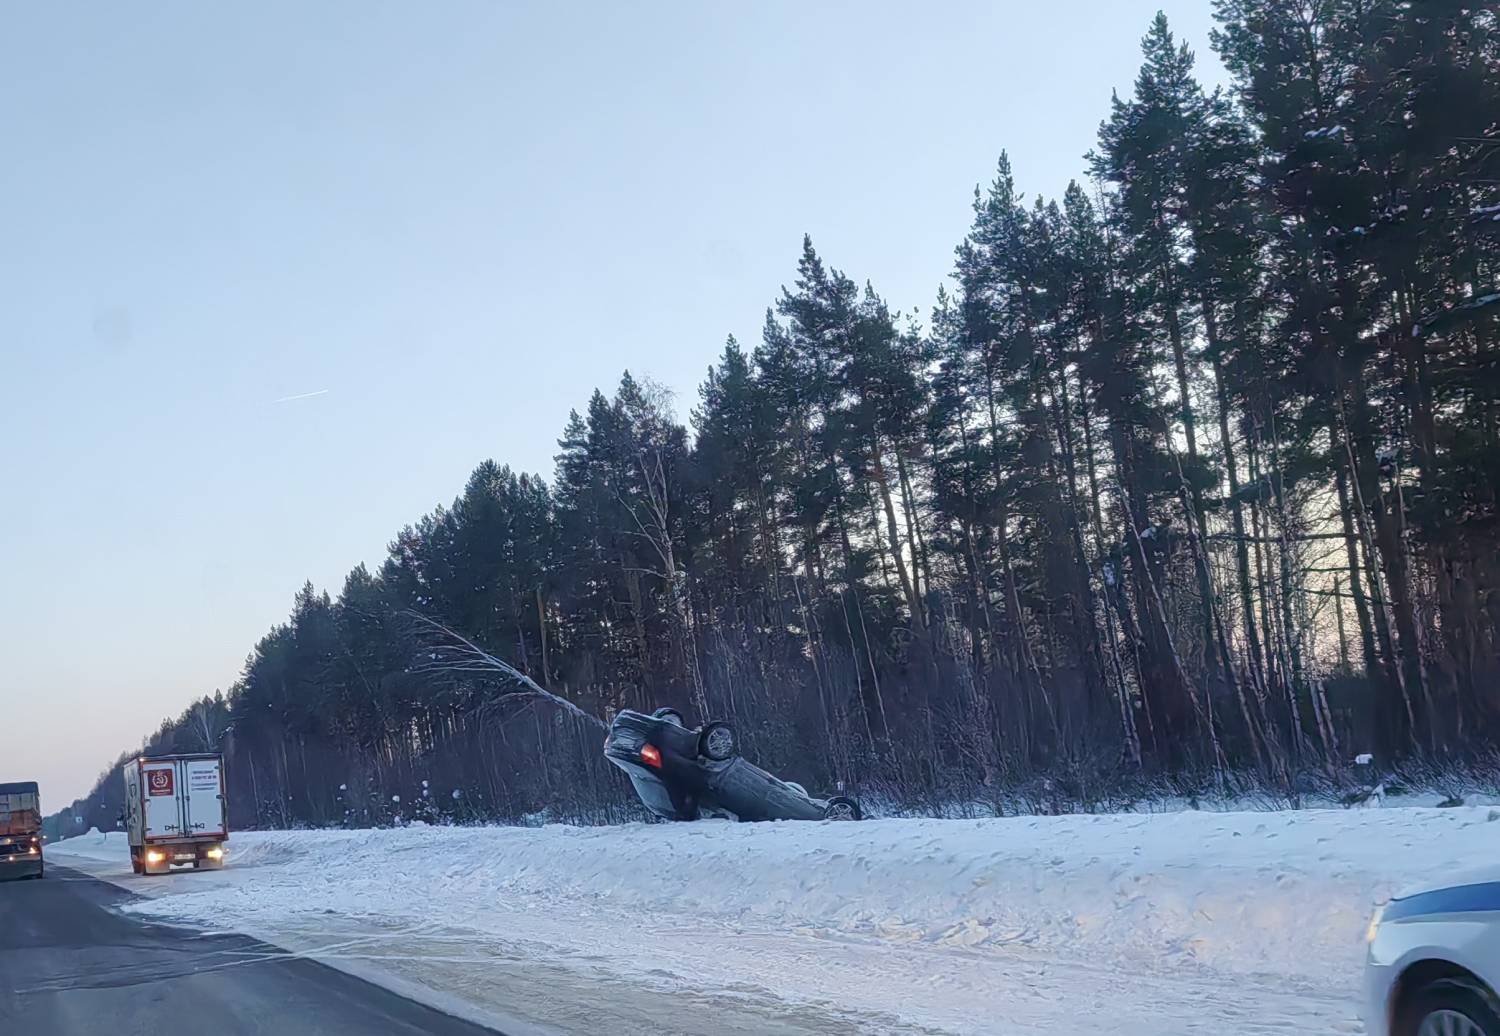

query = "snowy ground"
[48,804,1500,1035]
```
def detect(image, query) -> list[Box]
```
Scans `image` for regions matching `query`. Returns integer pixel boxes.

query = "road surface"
[0,865,502,1034]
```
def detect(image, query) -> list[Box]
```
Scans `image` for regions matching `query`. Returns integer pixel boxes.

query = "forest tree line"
[52,2,1500,834]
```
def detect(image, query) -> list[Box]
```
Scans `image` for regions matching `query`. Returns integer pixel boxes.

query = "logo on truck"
[147,769,174,796]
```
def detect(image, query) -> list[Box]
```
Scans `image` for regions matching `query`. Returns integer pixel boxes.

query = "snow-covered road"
[50,804,1500,1034]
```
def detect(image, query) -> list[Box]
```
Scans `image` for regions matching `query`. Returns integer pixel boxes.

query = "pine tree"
[53,4,1500,832]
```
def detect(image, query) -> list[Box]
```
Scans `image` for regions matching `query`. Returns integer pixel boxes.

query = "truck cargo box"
[122,755,227,875]
[0,782,41,838]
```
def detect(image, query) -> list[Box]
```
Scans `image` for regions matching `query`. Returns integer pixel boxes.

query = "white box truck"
[123,754,228,875]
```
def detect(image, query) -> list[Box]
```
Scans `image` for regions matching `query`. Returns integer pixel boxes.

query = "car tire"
[823,796,863,821]
[652,707,686,726]
[1400,977,1500,1036]
[699,721,737,761]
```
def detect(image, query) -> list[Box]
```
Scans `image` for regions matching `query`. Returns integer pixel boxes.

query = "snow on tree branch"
[1413,292,1500,337]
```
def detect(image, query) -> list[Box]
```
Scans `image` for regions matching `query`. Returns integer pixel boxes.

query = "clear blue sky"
[0,1,1226,807]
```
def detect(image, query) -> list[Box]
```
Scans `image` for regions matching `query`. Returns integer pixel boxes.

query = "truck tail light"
[640,743,662,769]
[206,847,224,860]
[146,850,165,864]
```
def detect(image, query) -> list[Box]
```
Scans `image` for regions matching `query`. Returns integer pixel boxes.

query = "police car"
[1365,866,1500,1035]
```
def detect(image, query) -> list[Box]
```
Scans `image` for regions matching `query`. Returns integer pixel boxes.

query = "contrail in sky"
[272,389,330,404]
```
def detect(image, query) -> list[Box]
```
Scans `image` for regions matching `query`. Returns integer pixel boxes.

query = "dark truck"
[0,781,44,881]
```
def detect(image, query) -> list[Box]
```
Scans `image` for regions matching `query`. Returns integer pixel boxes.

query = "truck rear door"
[183,757,225,838]
[141,760,183,839]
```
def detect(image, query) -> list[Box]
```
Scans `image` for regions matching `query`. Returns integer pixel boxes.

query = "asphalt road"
[0,864,502,1035]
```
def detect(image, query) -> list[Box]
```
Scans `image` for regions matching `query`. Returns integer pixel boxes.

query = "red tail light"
[640,743,663,769]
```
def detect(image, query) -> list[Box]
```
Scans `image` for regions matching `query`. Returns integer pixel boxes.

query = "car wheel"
[652,707,686,726]
[1401,978,1500,1036]
[699,721,737,760]
[823,796,862,821]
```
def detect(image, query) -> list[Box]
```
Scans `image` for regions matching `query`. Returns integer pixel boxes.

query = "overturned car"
[604,708,862,823]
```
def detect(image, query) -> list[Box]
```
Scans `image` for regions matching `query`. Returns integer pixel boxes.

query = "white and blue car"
[1366,866,1500,1036]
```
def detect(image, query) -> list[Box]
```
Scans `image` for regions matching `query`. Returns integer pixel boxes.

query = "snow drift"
[50,804,1500,1034]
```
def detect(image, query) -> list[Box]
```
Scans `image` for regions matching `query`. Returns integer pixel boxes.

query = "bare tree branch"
[405,611,606,731]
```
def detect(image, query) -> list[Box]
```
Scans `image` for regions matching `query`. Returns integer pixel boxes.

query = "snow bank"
[51,805,1500,1034]
[48,828,129,860]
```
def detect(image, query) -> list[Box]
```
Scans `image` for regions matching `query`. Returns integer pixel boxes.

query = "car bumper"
[1362,953,1396,1036]
[604,748,696,820]
[0,856,42,880]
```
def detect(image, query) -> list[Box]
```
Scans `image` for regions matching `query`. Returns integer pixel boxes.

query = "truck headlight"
[1366,903,1386,944]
